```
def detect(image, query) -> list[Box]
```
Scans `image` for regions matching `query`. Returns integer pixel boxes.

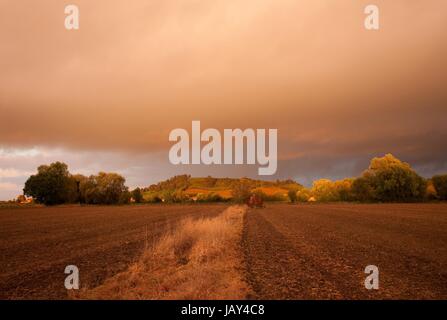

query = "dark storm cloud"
[0,0,447,198]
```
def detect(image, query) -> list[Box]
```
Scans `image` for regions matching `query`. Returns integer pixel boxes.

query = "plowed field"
[242,203,447,299]
[0,204,226,299]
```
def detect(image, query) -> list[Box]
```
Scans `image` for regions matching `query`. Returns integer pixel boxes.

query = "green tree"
[288,190,297,203]
[131,187,143,203]
[425,180,438,200]
[80,172,129,204]
[79,175,98,204]
[352,176,376,202]
[119,190,132,204]
[334,178,354,201]
[23,162,72,205]
[296,188,311,202]
[160,189,188,203]
[311,179,339,202]
[359,154,426,202]
[432,174,447,200]
[71,174,87,203]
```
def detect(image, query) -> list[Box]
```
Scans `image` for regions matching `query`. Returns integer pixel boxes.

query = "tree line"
[289,154,447,203]
[22,154,447,206]
[23,162,134,205]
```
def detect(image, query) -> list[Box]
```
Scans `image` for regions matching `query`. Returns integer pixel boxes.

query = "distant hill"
[142,175,302,202]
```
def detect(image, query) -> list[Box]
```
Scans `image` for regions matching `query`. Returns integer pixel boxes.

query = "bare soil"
[242,203,447,299]
[0,204,225,299]
[82,206,249,300]
[1,203,446,299]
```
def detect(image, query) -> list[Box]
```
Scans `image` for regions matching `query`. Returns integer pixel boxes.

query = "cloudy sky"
[1,0,447,199]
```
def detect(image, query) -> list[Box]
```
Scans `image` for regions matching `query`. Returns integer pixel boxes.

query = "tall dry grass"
[80,205,250,299]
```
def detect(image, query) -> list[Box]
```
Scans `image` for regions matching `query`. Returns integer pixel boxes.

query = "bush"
[250,189,285,202]
[196,192,224,203]
[366,154,426,202]
[119,190,132,204]
[311,179,339,202]
[80,172,129,205]
[432,174,447,200]
[334,179,354,201]
[425,180,438,200]
[352,177,376,202]
[24,162,73,205]
[373,166,426,202]
[351,154,426,202]
[288,190,297,203]
[131,187,143,203]
[146,194,162,203]
[161,190,189,203]
[296,188,311,202]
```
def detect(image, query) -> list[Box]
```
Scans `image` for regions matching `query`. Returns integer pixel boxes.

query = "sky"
[1,0,447,200]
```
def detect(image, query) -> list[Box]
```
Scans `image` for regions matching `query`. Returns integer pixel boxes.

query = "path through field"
[242,204,447,299]
[2,203,447,300]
